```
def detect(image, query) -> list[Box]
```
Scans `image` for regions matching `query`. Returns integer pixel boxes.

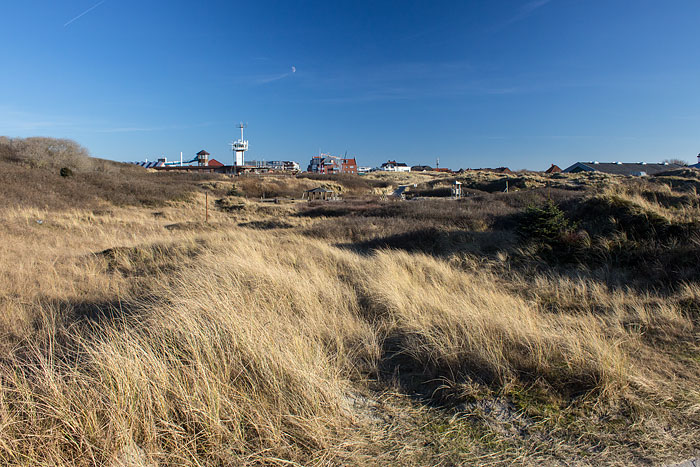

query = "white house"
[380,160,411,172]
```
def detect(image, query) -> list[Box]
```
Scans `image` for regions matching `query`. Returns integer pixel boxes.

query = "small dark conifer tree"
[518,199,571,241]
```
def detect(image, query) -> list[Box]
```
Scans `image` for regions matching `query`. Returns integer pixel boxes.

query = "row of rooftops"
[132,149,299,172]
[133,147,700,176]
[559,161,688,176]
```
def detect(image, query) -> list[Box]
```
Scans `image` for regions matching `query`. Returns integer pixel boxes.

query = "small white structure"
[231,123,249,167]
[451,181,462,198]
[196,150,209,166]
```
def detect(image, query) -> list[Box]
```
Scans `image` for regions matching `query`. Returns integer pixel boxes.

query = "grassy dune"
[0,138,699,465]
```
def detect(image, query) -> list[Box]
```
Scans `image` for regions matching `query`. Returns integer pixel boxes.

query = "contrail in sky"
[257,66,297,84]
[64,0,106,27]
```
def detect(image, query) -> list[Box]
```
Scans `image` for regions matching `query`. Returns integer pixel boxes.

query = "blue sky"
[2,1,700,170]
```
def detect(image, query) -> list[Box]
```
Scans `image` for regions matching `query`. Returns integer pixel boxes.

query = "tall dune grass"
[1,224,681,464]
[0,163,699,464]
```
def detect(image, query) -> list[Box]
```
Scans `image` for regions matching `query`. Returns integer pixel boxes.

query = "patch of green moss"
[506,384,563,420]
[421,415,507,453]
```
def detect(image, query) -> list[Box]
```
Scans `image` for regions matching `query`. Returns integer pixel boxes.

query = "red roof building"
[341,158,357,174]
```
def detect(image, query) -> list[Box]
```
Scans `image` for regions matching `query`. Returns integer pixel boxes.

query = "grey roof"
[381,160,408,167]
[131,161,162,168]
[306,187,335,193]
[562,162,683,176]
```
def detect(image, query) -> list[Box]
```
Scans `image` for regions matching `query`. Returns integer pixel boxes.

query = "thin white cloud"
[94,122,218,133]
[315,89,414,104]
[257,73,291,84]
[96,126,165,133]
[521,0,552,15]
[64,0,106,27]
[256,66,297,84]
[0,107,218,134]
[496,0,553,30]
[299,61,521,103]
[0,107,78,132]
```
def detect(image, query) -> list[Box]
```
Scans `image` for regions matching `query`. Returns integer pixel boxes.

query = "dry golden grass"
[0,152,699,464]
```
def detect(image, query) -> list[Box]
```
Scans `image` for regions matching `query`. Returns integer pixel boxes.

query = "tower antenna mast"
[231,122,249,168]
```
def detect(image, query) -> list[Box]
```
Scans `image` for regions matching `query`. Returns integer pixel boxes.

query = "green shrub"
[518,199,572,242]
[226,184,240,196]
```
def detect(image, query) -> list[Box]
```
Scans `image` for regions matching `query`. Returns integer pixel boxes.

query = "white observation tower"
[231,122,249,166]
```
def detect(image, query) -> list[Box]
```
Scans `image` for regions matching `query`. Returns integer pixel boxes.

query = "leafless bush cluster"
[0,136,93,171]
[0,137,226,209]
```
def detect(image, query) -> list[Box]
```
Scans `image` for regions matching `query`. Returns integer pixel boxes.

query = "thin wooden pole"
[205,192,209,223]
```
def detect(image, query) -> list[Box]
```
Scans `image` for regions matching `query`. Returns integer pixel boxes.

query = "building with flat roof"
[563,161,681,176]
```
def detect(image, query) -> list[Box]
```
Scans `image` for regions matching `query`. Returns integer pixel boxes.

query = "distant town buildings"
[132,150,300,174]
[248,160,300,172]
[307,153,357,174]
[131,125,305,174]
[133,146,700,178]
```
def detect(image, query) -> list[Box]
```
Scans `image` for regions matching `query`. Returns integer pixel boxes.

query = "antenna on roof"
[237,122,247,141]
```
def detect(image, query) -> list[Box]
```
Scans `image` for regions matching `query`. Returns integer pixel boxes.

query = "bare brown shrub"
[0,137,226,209]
